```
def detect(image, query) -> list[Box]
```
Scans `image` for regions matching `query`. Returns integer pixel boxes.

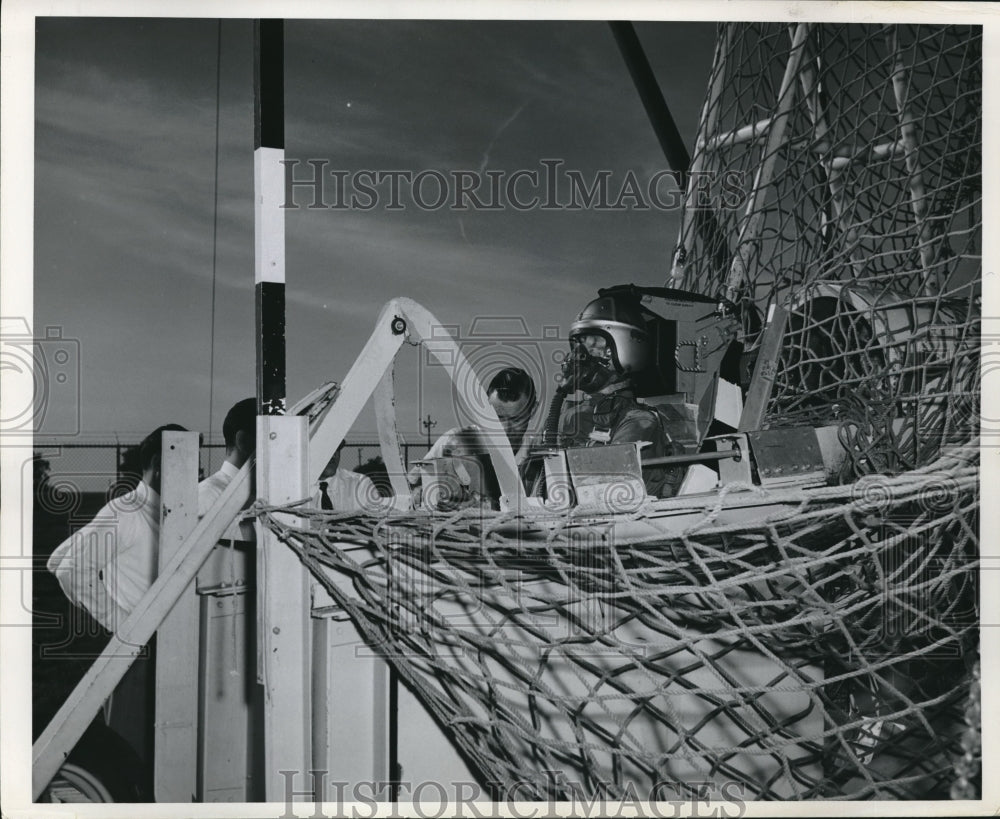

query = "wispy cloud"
[478,103,527,174]
[33,17,716,435]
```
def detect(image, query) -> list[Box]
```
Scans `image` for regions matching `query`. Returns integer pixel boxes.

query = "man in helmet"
[408,367,539,509]
[557,292,683,499]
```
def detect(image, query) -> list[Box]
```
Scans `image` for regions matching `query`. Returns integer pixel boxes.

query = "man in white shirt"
[407,367,539,508]
[46,422,186,768]
[46,399,260,768]
[48,398,259,631]
[198,397,256,517]
[47,424,187,633]
[315,442,383,514]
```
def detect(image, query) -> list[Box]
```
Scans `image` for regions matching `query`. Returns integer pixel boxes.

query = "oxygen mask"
[562,335,618,394]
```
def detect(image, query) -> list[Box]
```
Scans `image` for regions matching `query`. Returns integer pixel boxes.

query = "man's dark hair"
[138,424,189,472]
[223,397,257,450]
[487,367,536,406]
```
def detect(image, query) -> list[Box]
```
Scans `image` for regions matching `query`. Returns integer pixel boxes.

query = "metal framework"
[32,19,980,804]
[670,23,949,298]
[31,295,531,801]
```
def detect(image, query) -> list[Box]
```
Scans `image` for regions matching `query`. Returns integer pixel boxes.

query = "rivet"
[272,626,280,634]
[269,432,277,440]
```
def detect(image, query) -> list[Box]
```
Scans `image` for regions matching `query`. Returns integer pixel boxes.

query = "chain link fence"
[31,437,430,502]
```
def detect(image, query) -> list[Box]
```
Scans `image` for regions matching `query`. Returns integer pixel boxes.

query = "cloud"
[478,103,528,175]
[33,18,716,435]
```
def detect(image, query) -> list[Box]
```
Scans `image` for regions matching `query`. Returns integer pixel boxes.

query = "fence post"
[255,414,311,801]
[154,431,200,801]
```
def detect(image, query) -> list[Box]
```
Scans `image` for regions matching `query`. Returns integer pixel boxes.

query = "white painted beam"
[256,414,311,801]
[154,430,200,801]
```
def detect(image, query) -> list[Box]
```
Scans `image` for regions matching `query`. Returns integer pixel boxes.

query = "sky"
[32,17,717,443]
[7,6,996,812]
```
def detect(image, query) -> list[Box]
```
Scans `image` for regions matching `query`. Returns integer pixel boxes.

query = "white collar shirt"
[47,481,160,632]
[47,461,253,632]
[315,467,383,514]
[198,459,240,517]
[424,425,536,464]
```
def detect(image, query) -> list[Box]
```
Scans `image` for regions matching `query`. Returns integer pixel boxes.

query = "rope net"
[259,442,978,801]
[259,22,980,803]
[674,23,980,478]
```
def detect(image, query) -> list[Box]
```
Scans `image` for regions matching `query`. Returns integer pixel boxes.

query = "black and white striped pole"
[252,19,311,801]
[254,18,286,416]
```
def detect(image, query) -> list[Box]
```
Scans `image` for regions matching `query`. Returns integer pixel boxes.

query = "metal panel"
[395,682,476,798]
[311,612,390,798]
[739,304,789,433]
[749,427,826,488]
[197,541,252,594]
[566,443,646,512]
[198,590,252,802]
[716,434,753,487]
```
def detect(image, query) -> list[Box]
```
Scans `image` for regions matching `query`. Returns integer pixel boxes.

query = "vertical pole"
[669,24,732,288]
[253,18,312,801]
[796,33,865,280]
[374,366,414,507]
[723,23,810,303]
[256,415,311,801]
[887,27,938,295]
[738,304,789,432]
[154,430,200,801]
[255,18,286,417]
[609,22,691,182]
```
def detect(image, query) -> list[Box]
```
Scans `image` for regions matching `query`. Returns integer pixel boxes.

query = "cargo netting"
[257,440,978,800]
[672,23,980,478]
[263,21,980,803]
